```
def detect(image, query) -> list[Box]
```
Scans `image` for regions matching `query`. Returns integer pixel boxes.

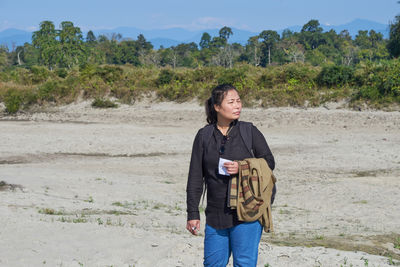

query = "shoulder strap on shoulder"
[202,124,214,151]
[200,124,214,207]
[239,121,254,157]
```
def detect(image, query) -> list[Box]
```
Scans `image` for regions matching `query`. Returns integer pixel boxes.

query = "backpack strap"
[200,124,214,207]
[239,121,277,205]
[238,121,255,157]
[201,124,214,153]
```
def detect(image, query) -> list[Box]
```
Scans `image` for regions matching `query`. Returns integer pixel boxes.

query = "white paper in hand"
[218,158,233,176]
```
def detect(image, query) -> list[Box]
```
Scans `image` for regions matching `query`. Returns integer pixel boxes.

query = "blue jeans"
[204,221,263,267]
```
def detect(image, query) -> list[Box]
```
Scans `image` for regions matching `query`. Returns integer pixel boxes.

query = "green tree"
[368,30,383,48]
[200,32,211,49]
[245,36,261,66]
[136,34,153,51]
[32,21,59,69]
[300,19,324,50]
[388,15,400,57]
[281,29,294,39]
[58,21,85,68]
[355,30,370,49]
[0,45,8,70]
[118,40,141,65]
[219,26,233,42]
[339,30,352,42]
[210,36,226,48]
[13,43,39,67]
[259,30,280,65]
[170,42,198,68]
[301,19,323,33]
[97,34,119,64]
[136,34,153,65]
[86,30,97,44]
[159,47,174,67]
[355,30,387,61]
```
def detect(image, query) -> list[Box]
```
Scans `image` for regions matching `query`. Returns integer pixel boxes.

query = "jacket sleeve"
[186,128,204,221]
[252,125,275,170]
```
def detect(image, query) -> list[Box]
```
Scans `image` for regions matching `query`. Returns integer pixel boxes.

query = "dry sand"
[0,100,400,267]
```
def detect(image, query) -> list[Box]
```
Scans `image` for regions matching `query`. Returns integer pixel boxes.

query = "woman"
[186,84,275,267]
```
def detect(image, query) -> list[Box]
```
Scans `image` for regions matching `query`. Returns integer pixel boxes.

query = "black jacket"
[186,120,275,229]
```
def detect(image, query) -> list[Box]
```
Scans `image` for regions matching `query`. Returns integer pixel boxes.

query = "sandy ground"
[0,100,400,267]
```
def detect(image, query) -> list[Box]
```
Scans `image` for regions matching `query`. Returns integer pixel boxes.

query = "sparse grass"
[57,215,87,223]
[353,170,378,177]
[352,200,368,204]
[288,232,297,239]
[112,201,124,207]
[111,200,178,212]
[394,237,400,249]
[361,256,369,266]
[279,209,291,215]
[40,207,136,223]
[264,233,400,261]
[153,203,168,210]
[91,98,118,108]
[388,255,400,266]
[342,256,348,265]
[84,196,94,203]
[38,208,65,215]
[72,215,87,223]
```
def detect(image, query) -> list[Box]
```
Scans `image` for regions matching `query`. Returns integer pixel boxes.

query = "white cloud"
[26,26,38,32]
[0,20,14,31]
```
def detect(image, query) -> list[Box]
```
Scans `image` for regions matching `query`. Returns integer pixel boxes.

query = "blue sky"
[0,0,398,32]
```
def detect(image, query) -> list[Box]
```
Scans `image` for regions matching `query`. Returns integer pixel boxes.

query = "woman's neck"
[216,119,234,136]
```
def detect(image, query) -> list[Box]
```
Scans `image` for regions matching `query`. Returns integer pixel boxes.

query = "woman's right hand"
[186,220,200,235]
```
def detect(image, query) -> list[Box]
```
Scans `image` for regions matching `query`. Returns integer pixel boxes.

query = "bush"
[4,89,22,114]
[352,60,400,103]
[284,64,317,84]
[192,67,216,82]
[217,68,246,85]
[91,98,118,108]
[37,80,59,102]
[79,64,98,80]
[30,65,50,84]
[157,69,175,86]
[56,68,68,78]
[96,65,123,83]
[259,71,275,88]
[317,65,354,87]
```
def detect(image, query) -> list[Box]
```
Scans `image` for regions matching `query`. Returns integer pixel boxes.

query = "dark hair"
[205,84,238,124]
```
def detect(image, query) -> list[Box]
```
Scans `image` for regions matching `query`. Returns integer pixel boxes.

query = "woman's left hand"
[224,161,239,175]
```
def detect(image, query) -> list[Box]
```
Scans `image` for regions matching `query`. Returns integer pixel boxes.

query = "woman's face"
[214,90,242,122]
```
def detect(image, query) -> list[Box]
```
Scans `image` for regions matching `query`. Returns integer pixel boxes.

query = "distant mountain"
[149,38,181,48]
[0,28,32,50]
[279,19,389,38]
[0,19,390,50]
[323,19,389,37]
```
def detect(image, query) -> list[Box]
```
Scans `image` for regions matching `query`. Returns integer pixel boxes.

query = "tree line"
[0,18,399,70]
[1,17,399,114]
